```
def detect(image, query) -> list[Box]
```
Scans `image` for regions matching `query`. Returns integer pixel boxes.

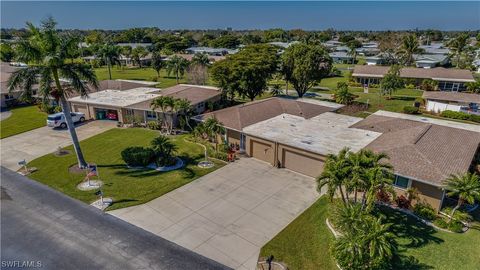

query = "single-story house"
[185,47,237,56]
[413,54,450,69]
[1,62,24,107]
[423,91,480,114]
[329,51,353,64]
[365,55,386,66]
[352,65,476,91]
[68,84,221,124]
[197,97,480,211]
[419,43,450,55]
[171,54,225,64]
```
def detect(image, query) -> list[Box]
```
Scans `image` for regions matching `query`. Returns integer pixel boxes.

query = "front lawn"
[0,105,47,139]
[260,198,480,270]
[27,128,224,210]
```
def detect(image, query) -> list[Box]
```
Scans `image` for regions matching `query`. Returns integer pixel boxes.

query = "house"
[352,65,476,91]
[423,91,480,114]
[68,84,221,123]
[197,97,480,211]
[170,54,225,64]
[185,47,237,56]
[0,62,24,107]
[365,55,386,66]
[413,54,450,68]
[329,51,353,64]
[419,43,450,55]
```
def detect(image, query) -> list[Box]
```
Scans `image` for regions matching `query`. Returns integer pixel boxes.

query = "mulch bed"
[68,164,94,174]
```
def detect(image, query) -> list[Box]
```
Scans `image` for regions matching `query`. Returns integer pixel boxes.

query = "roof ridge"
[412,145,447,180]
[412,124,432,145]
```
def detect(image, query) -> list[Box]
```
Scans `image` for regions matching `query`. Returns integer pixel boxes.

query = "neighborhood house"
[423,91,480,114]
[197,97,480,211]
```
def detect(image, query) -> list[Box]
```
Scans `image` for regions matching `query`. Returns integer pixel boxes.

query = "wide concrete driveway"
[109,158,322,270]
[1,121,116,170]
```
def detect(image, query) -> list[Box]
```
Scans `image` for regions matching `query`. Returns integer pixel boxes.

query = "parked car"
[47,112,85,129]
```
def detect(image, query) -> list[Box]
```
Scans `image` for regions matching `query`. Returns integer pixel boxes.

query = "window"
[146,111,156,119]
[394,175,410,189]
[4,94,13,100]
[125,109,134,116]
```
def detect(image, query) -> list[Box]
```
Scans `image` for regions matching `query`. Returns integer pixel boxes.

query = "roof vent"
[301,140,312,145]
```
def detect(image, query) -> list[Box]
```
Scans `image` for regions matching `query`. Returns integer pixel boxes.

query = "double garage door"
[249,138,324,178]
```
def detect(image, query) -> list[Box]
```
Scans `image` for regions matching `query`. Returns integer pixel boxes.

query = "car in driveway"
[47,112,85,128]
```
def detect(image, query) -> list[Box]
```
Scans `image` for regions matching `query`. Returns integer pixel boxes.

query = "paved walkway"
[1,167,229,270]
[0,121,116,170]
[109,158,322,270]
[0,110,12,121]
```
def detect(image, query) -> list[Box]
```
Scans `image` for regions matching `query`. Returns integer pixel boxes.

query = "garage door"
[250,140,274,165]
[282,149,324,177]
[73,105,89,119]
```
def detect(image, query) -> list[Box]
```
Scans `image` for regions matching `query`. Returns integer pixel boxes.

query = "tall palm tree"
[448,33,469,68]
[151,96,175,132]
[8,17,98,169]
[121,45,132,66]
[97,43,120,80]
[166,55,190,84]
[444,172,480,223]
[398,34,421,66]
[191,52,210,67]
[204,117,225,151]
[174,98,192,130]
[361,217,397,262]
[317,147,351,204]
[151,51,165,79]
[131,46,148,67]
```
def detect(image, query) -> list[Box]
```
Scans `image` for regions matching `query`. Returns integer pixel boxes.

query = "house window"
[394,175,410,189]
[197,102,205,109]
[125,109,134,116]
[4,94,13,100]
[146,111,157,119]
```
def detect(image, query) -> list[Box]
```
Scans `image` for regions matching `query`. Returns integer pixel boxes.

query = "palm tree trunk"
[338,187,347,204]
[449,199,463,224]
[107,58,112,80]
[354,188,358,203]
[285,81,289,96]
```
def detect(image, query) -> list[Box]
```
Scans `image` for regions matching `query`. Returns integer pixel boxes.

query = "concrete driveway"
[109,158,322,270]
[1,121,116,170]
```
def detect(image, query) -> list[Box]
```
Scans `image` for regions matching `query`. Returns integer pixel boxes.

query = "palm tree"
[334,82,355,105]
[191,52,210,67]
[398,34,421,66]
[444,172,480,223]
[204,117,225,151]
[166,55,190,84]
[151,96,175,132]
[448,33,469,68]
[359,150,393,210]
[97,43,120,80]
[317,147,351,204]
[150,135,178,166]
[174,98,192,130]
[151,52,165,79]
[361,217,397,263]
[121,46,132,66]
[8,17,98,169]
[131,46,148,67]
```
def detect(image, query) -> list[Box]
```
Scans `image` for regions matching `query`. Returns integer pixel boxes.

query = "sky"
[1,1,479,31]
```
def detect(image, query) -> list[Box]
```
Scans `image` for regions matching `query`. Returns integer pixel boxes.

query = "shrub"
[420,79,438,91]
[376,189,392,203]
[405,84,415,89]
[433,217,448,228]
[395,195,411,209]
[413,203,437,220]
[149,76,158,82]
[369,83,379,88]
[147,121,160,130]
[403,106,419,114]
[448,221,464,233]
[121,147,155,167]
[440,110,480,123]
[348,81,362,87]
[213,151,228,161]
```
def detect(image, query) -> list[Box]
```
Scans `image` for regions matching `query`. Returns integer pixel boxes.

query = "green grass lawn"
[27,128,224,210]
[260,198,480,270]
[0,105,47,139]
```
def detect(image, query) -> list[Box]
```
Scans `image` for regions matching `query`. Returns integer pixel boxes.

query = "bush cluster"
[413,203,437,220]
[433,217,464,233]
[403,106,420,114]
[440,110,480,123]
[121,147,155,167]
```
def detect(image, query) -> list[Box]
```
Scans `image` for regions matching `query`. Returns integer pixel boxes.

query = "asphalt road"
[0,167,231,270]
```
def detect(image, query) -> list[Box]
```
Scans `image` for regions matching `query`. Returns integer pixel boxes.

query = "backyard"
[27,128,224,210]
[0,105,47,139]
[260,198,480,270]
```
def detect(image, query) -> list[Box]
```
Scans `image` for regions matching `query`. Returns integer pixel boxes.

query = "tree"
[281,43,332,98]
[378,33,402,65]
[186,64,208,85]
[444,172,480,223]
[191,52,210,67]
[209,34,239,49]
[151,96,175,132]
[334,82,355,105]
[347,39,362,64]
[317,148,351,204]
[166,55,190,84]
[151,52,165,79]
[85,30,104,45]
[448,33,469,68]
[120,46,132,66]
[0,43,15,62]
[131,46,148,67]
[97,43,120,80]
[338,34,355,43]
[380,65,404,98]
[174,98,193,130]
[8,17,98,169]
[150,135,177,166]
[203,117,225,151]
[398,34,422,66]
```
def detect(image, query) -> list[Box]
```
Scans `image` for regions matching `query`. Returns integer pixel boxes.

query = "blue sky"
[1,1,479,30]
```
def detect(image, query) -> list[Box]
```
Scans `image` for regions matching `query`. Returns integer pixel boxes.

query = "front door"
[240,133,246,152]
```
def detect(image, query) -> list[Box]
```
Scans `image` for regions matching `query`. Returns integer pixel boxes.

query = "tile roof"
[351,114,480,186]
[423,91,480,104]
[352,65,475,82]
[196,97,341,131]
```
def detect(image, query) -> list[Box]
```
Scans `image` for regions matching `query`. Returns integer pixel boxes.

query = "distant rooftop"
[68,88,160,107]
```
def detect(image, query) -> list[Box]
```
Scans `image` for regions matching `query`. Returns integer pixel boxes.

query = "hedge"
[440,110,480,123]
[121,147,155,167]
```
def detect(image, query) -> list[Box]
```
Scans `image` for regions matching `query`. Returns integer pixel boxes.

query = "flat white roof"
[115,79,159,86]
[68,87,160,107]
[374,110,480,133]
[243,112,382,156]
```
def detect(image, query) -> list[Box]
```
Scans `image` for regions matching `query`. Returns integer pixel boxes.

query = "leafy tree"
[281,43,332,97]
[209,34,240,49]
[151,51,165,79]
[85,30,104,45]
[338,34,355,43]
[264,28,289,42]
[380,65,404,98]
[150,135,177,166]
[334,82,355,105]
[444,172,480,223]
[131,46,148,67]
[347,39,362,64]
[448,33,470,68]
[166,55,190,84]
[8,17,98,169]
[0,43,15,62]
[97,43,120,80]
[241,34,263,45]
[398,34,422,66]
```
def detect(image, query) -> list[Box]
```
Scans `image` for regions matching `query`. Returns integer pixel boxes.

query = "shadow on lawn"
[390,96,417,101]
[393,255,434,270]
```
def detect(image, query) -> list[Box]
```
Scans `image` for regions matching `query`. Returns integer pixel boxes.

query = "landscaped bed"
[27,128,224,210]
[260,197,480,270]
[0,105,47,139]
